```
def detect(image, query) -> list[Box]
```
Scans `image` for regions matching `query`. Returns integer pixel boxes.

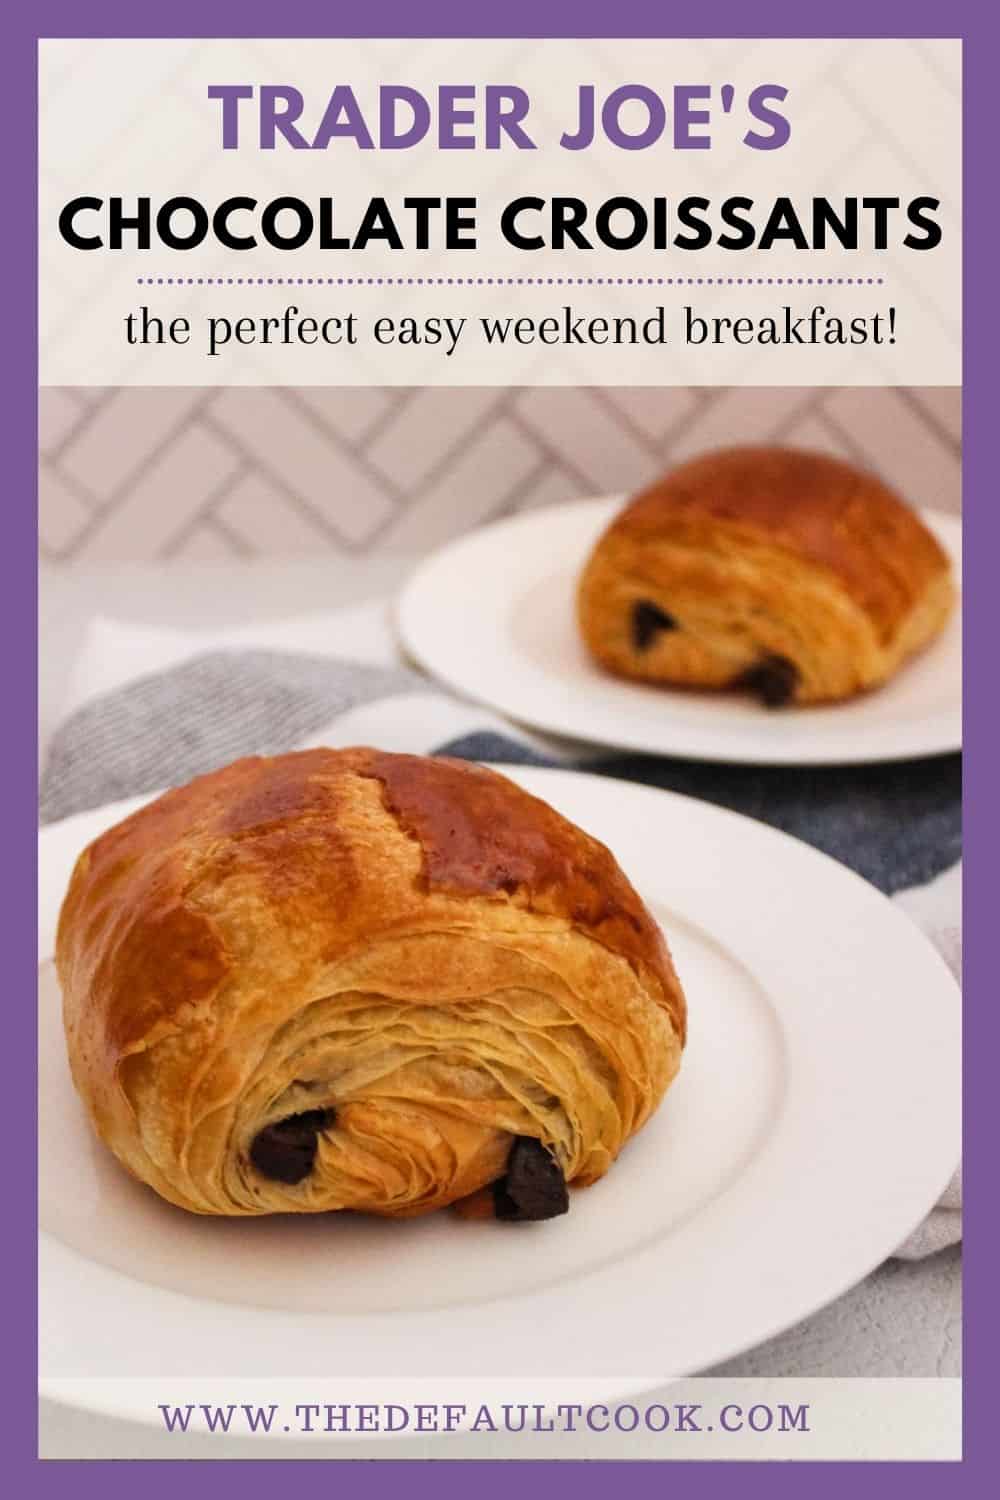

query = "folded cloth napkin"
[39,610,962,1259]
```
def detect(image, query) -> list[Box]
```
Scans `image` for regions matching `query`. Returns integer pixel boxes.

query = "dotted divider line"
[135,275,885,288]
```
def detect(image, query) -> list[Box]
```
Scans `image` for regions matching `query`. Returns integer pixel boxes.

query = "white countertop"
[38,557,962,1458]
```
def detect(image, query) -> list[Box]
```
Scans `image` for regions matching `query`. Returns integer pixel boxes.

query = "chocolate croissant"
[578,446,955,706]
[57,749,686,1222]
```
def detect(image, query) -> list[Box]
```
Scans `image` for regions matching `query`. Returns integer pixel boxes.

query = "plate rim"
[395,496,962,766]
[38,768,961,1429]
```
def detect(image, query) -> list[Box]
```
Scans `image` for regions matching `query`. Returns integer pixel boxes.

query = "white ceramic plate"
[397,499,962,764]
[39,769,960,1430]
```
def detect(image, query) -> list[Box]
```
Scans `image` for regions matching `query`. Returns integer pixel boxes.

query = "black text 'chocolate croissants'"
[577,446,955,706]
[57,749,687,1222]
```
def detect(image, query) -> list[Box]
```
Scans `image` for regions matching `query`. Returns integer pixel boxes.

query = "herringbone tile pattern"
[39,386,961,563]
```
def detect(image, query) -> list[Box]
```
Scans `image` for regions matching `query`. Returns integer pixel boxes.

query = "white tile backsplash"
[39,386,961,563]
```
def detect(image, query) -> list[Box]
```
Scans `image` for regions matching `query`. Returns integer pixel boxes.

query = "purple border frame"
[12,0,990,1487]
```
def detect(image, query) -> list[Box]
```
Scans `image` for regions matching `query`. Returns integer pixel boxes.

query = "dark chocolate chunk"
[493,1136,569,1222]
[250,1107,335,1185]
[631,600,677,651]
[736,653,800,708]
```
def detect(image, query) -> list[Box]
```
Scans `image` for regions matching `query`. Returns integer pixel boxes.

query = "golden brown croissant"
[56,749,686,1222]
[577,445,955,706]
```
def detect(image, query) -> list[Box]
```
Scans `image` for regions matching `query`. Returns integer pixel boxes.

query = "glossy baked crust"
[57,749,686,1219]
[577,446,955,705]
